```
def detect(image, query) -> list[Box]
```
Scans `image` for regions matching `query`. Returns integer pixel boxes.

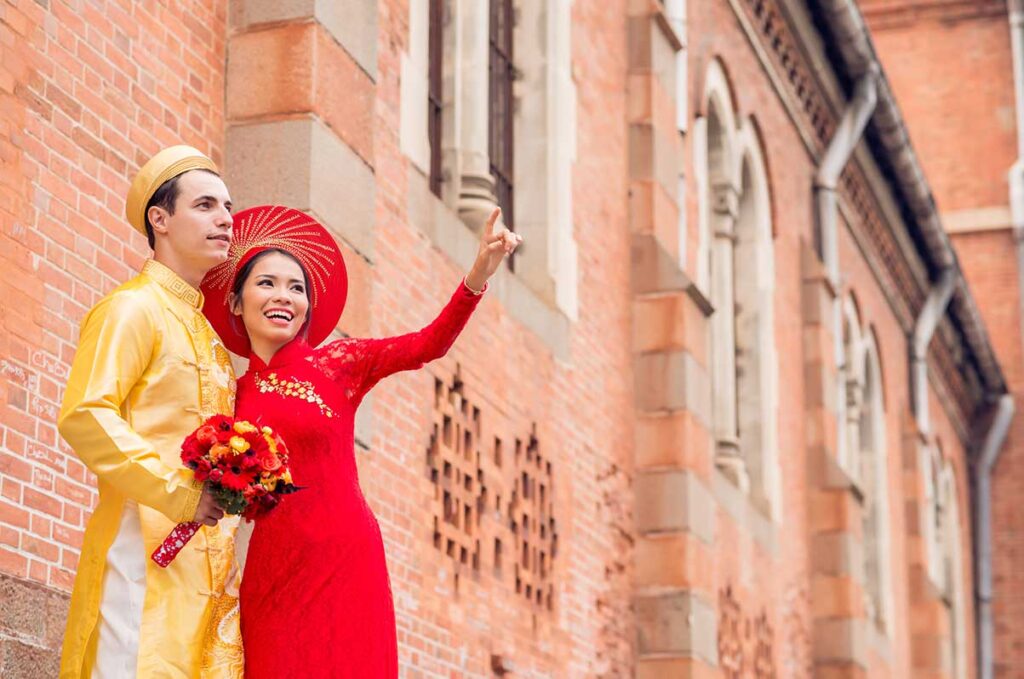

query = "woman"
[200,204,519,677]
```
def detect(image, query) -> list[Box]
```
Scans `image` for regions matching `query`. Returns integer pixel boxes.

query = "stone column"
[513,0,579,319]
[632,235,719,678]
[710,182,747,490]
[629,4,719,676]
[444,0,497,230]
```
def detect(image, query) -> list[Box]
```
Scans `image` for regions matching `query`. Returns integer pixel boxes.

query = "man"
[58,146,242,678]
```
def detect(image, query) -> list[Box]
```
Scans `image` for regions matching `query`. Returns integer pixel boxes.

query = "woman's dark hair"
[143,168,220,249]
[230,248,313,339]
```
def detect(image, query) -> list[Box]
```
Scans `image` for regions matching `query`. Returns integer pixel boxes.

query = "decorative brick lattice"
[719,585,745,678]
[427,371,483,573]
[739,0,837,147]
[840,165,925,325]
[752,611,776,679]
[718,584,777,679]
[426,371,557,612]
[509,431,557,609]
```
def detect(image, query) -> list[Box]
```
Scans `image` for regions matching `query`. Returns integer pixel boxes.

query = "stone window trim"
[939,461,969,679]
[697,58,781,522]
[920,443,945,595]
[399,0,580,328]
[843,311,895,638]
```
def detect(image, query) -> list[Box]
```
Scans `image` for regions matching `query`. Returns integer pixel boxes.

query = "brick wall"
[865,2,1015,215]
[0,0,228,673]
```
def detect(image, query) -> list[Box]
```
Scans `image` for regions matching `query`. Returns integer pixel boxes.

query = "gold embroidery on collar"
[143,259,203,309]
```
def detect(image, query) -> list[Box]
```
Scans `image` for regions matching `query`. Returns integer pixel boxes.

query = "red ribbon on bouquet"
[152,522,202,567]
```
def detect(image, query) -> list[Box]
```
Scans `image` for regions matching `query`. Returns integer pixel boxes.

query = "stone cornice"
[726,0,981,438]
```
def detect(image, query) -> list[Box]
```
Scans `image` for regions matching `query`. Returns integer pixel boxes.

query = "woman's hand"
[465,207,522,292]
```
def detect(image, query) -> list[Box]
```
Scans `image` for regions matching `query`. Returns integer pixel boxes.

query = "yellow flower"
[260,473,277,490]
[233,420,258,434]
[264,433,278,455]
[261,426,273,435]
[281,470,293,485]
[229,436,250,453]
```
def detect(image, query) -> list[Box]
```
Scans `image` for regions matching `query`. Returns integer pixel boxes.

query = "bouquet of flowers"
[151,414,299,567]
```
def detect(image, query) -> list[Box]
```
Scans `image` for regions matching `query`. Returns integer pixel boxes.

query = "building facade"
[861,2,1024,676]
[0,0,1020,677]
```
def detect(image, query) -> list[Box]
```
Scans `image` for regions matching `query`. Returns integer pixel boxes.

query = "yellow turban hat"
[125,145,219,236]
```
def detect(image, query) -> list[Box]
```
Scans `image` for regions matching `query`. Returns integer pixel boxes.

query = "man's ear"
[147,205,170,236]
[228,292,242,316]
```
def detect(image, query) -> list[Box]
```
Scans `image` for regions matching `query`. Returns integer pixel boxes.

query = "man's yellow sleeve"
[58,291,201,524]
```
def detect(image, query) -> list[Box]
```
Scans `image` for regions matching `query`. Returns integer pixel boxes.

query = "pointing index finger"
[484,207,501,237]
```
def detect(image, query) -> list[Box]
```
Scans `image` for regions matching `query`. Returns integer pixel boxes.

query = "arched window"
[696,61,779,517]
[858,330,893,636]
[842,303,894,635]
[920,444,944,592]
[734,122,779,517]
[699,60,742,488]
[841,297,865,483]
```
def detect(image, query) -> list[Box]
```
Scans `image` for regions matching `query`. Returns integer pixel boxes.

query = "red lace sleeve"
[313,280,485,402]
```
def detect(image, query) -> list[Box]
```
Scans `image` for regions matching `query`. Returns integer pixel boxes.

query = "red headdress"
[201,205,348,356]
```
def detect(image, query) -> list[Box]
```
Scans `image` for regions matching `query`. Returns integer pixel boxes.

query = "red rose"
[209,468,224,483]
[195,425,218,447]
[193,457,213,482]
[242,484,268,502]
[205,414,235,433]
[181,436,204,465]
[256,449,282,473]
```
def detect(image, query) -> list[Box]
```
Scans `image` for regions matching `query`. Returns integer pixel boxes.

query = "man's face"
[150,170,233,272]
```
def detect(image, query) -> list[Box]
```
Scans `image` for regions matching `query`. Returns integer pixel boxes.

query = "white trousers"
[92,500,145,679]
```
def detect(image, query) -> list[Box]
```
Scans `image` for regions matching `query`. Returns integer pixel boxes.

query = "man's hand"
[194,484,224,526]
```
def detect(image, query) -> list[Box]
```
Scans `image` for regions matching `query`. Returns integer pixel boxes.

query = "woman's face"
[231,252,310,353]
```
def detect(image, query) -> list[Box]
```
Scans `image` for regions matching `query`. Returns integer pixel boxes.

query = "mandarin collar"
[248,336,314,372]
[142,259,204,309]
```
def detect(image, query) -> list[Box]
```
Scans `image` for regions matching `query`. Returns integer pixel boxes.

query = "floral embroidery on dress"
[254,372,336,419]
[200,593,244,678]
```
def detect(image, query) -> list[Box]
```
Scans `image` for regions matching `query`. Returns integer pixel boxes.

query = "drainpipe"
[814,66,879,468]
[974,394,1015,679]
[911,267,956,435]
[981,7,1024,678]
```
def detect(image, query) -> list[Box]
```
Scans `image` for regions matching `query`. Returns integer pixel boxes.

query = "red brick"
[0,547,28,578]
[21,536,58,562]
[22,488,61,519]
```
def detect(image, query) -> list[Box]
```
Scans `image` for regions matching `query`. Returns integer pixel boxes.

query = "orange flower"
[209,443,231,464]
